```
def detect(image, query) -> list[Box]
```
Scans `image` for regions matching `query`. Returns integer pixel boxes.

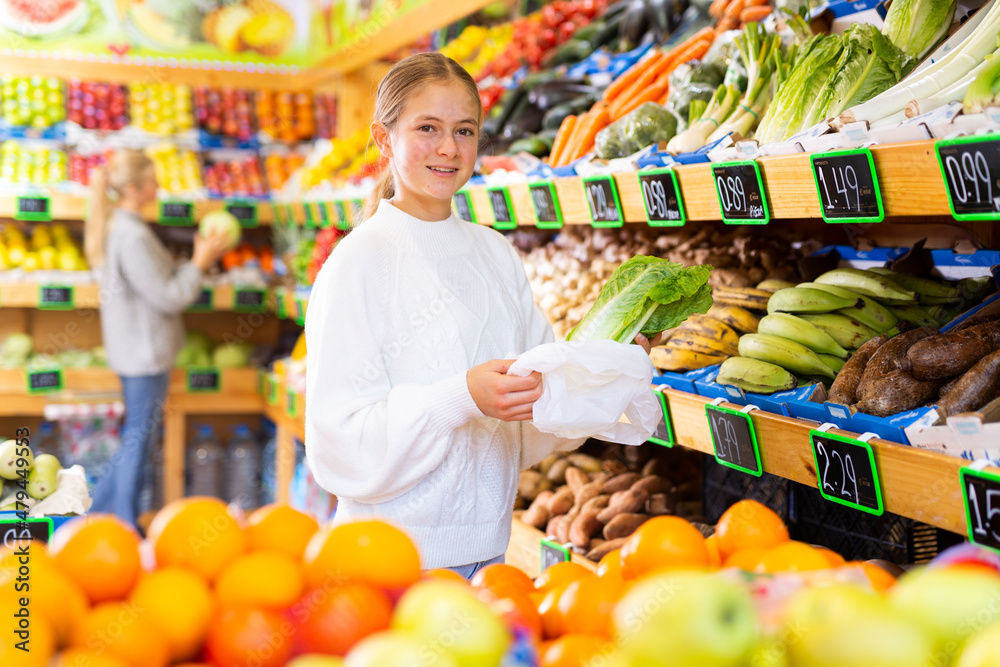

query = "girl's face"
[377,81,479,219]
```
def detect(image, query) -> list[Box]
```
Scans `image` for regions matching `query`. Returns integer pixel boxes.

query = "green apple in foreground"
[391,581,510,667]
[0,439,31,480]
[345,631,458,667]
[612,571,758,667]
[26,453,60,500]
[956,621,1000,667]
[285,654,345,667]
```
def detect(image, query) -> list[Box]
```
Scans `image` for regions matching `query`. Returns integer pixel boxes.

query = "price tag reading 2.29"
[706,403,761,476]
[583,176,623,228]
[810,431,884,516]
[961,467,1000,552]
[712,161,769,225]
[936,135,1000,221]
[810,148,884,224]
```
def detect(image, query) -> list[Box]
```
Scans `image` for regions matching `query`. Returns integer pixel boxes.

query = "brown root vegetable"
[601,458,629,476]
[938,374,963,399]
[586,538,628,561]
[828,334,888,405]
[630,475,672,495]
[547,487,576,516]
[546,458,572,484]
[567,453,603,473]
[597,488,650,523]
[557,508,578,543]
[581,494,611,514]
[600,473,643,495]
[642,457,667,477]
[574,480,603,509]
[536,454,560,476]
[908,321,1000,381]
[545,514,564,539]
[521,500,552,530]
[953,314,1000,331]
[518,471,552,502]
[565,467,589,494]
[603,513,649,540]
[857,328,937,401]
[646,493,676,516]
[855,370,941,417]
[570,510,604,550]
[938,348,1000,416]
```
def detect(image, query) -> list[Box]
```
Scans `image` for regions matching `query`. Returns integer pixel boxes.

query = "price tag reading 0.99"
[936,136,1000,220]
[810,432,883,515]
[712,162,769,224]
[811,149,884,223]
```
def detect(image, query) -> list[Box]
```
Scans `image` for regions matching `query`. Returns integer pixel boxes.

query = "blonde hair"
[85,149,155,268]
[364,52,483,220]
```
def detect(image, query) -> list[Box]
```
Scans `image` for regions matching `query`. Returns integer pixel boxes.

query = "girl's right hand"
[467,359,542,422]
[192,232,232,272]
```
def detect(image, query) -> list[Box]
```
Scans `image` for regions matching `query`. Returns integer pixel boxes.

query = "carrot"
[740,5,772,22]
[549,114,578,167]
[613,81,669,120]
[716,17,739,33]
[745,0,770,6]
[602,52,666,103]
[657,89,672,106]
[709,0,731,18]
[660,38,712,76]
[565,107,610,163]
[724,0,747,20]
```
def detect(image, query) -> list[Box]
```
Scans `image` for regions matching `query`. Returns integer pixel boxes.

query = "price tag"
[706,403,761,476]
[810,430,883,516]
[335,201,350,231]
[0,516,54,544]
[15,195,52,222]
[712,161,769,225]
[159,200,195,226]
[282,204,295,227]
[648,390,674,448]
[38,285,74,310]
[454,190,476,223]
[540,538,570,571]
[274,290,288,319]
[233,287,266,312]
[303,202,317,229]
[286,389,298,417]
[296,297,307,326]
[530,181,563,229]
[488,186,516,230]
[810,148,884,224]
[318,201,331,228]
[225,200,258,228]
[638,168,685,226]
[583,175,623,228]
[187,367,221,393]
[187,287,213,312]
[961,467,1000,552]
[26,368,62,395]
[266,375,279,406]
[936,136,1000,220]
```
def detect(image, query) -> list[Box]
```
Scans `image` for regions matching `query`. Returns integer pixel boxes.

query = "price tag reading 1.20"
[712,161,769,225]
[936,135,1000,220]
[638,168,685,226]
[810,148,884,224]
[540,538,570,572]
[530,181,563,229]
[583,175,623,228]
[488,186,516,230]
[810,431,884,516]
[706,403,761,476]
[961,467,1000,552]
[453,190,476,223]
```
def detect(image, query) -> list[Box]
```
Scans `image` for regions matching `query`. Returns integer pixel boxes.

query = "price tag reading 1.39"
[811,148,884,224]
[961,467,1000,552]
[712,161,769,225]
[583,176,623,228]
[706,403,761,476]
[936,135,1000,220]
[810,431,884,515]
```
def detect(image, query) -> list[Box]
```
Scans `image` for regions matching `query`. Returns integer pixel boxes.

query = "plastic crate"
[701,454,792,524]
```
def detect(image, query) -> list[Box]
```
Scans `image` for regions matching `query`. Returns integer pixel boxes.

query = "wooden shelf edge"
[507,517,599,578]
[0,195,274,226]
[0,282,283,313]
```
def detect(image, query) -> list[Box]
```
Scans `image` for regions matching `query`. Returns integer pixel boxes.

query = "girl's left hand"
[634,332,666,355]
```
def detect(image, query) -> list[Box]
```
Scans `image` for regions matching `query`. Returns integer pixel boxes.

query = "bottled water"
[186,425,224,498]
[226,424,261,511]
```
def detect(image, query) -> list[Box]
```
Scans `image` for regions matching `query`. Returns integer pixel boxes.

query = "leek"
[964,38,1000,112]
[666,84,741,154]
[708,23,782,143]
[904,55,992,116]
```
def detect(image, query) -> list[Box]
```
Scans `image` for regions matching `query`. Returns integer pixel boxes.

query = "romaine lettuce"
[882,0,957,60]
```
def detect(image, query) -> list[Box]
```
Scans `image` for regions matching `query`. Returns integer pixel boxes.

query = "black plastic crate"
[701,454,792,524]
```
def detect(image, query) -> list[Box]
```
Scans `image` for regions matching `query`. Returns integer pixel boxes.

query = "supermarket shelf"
[0,195,275,226]
[262,374,305,505]
[660,387,1000,536]
[0,282,100,309]
[507,516,599,578]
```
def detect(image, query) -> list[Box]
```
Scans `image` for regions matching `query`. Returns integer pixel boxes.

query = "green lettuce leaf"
[567,257,713,343]
[881,0,957,60]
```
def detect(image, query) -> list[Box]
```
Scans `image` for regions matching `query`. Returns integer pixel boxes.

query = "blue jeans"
[90,372,170,527]
[445,553,506,581]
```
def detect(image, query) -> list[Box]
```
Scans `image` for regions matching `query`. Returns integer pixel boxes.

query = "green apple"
[286,654,345,667]
[26,454,60,501]
[391,581,510,667]
[0,439,32,480]
[613,571,758,667]
[956,621,1000,667]
[784,583,934,667]
[345,631,458,667]
[890,566,1000,664]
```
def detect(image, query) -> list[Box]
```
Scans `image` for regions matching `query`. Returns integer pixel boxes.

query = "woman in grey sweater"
[84,149,230,527]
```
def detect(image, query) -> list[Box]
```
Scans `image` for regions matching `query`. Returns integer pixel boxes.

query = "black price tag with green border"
[712,161,769,225]
[811,148,884,224]
[15,195,52,222]
[961,467,1000,552]
[488,186,516,230]
[38,285,73,310]
[286,388,298,417]
[540,538,570,571]
[583,175,623,228]
[0,516,54,544]
[266,375,279,406]
[810,430,883,516]
[453,190,476,223]
[936,135,1000,220]
[706,402,761,476]
[530,181,563,229]
[317,201,332,228]
[159,200,195,226]
[225,200,258,228]
[274,290,288,319]
[295,297,307,326]
[233,287,266,312]
[638,168,685,226]
[187,287,213,312]
[303,202,317,229]
[283,204,296,227]
[648,389,674,448]
[187,367,221,393]
[335,201,350,231]
[26,368,62,395]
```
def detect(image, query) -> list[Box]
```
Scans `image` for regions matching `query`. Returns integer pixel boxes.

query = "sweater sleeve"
[304,236,485,505]
[117,227,202,315]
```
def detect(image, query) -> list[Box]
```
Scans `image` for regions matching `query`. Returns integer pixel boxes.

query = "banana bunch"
[650,308,760,373]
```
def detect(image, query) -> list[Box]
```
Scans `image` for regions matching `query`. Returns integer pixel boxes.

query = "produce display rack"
[0,194,277,226]
[261,373,305,505]
[0,282,267,312]
[506,515,599,578]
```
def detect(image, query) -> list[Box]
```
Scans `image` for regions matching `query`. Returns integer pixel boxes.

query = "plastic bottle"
[225,424,261,511]
[261,429,277,505]
[33,422,59,458]
[186,425,224,498]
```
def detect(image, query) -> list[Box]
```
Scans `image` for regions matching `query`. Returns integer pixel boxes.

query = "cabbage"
[175,344,211,368]
[0,333,33,362]
[57,349,94,368]
[212,343,252,368]
[185,330,212,353]
[199,210,241,250]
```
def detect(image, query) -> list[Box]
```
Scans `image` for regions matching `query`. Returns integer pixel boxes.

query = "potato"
[586,537,628,562]
[570,510,604,550]
[646,493,675,516]
[521,500,551,530]
[574,480,603,509]
[547,458,572,485]
[567,453,603,474]
[565,467,589,494]
[600,473,642,495]
[547,487,576,516]
[630,475,671,495]
[597,488,649,523]
[581,494,611,514]
[518,470,552,502]
[603,513,649,540]
[601,459,629,476]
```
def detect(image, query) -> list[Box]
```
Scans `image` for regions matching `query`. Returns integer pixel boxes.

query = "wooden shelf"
[0,282,272,312]
[262,374,304,505]
[506,517,599,578]
[0,195,275,226]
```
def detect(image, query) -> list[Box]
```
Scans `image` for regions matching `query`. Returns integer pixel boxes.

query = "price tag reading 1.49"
[583,175,623,228]
[638,168,685,226]
[936,135,1000,220]
[706,403,761,476]
[810,430,884,515]
[530,182,563,229]
[712,161,769,225]
[810,148,884,224]
[961,467,1000,552]
[487,187,516,230]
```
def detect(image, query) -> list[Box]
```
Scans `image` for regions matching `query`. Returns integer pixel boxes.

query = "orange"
[146,497,247,581]
[55,649,131,667]
[129,567,214,662]
[856,561,898,592]
[303,520,420,591]
[71,601,170,667]
[215,551,305,610]
[246,504,320,560]
[715,500,789,561]
[705,535,723,567]
[619,516,710,580]
[534,561,593,593]
[540,633,611,667]
[596,550,624,583]
[557,575,621,638]
[0,589,55,666]
[20,560,89,647]
[481,588,544,640]
[816,547,847,568]
[537,582,572,639]
[757,541,831,573]
[49,515,142,604]
[472,563,535,597]
[723,547,768,571]
[423,568,468,583]
[292,583,392,655]
[205,606,292,667]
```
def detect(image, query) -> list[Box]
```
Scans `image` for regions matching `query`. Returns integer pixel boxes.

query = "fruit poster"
[0,0,311,69]
[309,0,430,63]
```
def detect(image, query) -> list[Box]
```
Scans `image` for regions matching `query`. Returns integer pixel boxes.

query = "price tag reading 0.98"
[936,136,1000,220]
[706,404,761,476]
[962,468,1000,552]
[712,162,769,224]
[811,149,884,223]
[810,432,883,515]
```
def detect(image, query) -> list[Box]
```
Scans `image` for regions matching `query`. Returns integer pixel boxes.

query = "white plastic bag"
[508,340,661,445]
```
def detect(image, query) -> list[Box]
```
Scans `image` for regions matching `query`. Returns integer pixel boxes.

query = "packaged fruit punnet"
[194,86,255,142]
[255,89,316,143]
[146,142,204,195]
[203,150,267,199]
[67,80,128,132]
[0,75,65,129]
[129,82,195,136]
[0,139,68,188]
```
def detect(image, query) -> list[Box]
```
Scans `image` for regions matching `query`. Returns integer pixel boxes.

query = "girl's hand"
[467,359,543,422]
[634,332,666,355]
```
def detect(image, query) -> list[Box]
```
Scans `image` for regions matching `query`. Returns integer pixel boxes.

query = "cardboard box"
[905,397,1000,464]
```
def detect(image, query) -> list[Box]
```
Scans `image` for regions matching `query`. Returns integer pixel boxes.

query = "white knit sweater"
[304,200,583,569]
